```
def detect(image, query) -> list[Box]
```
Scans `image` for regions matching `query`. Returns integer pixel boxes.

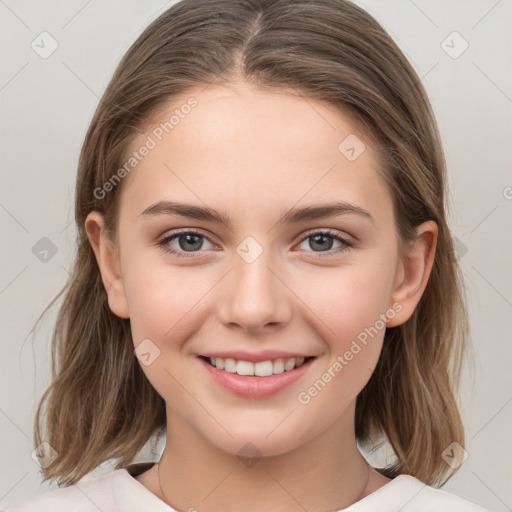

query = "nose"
[216,245,292,334]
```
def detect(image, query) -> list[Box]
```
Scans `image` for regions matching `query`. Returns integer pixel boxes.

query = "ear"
[85,211,130,319]
[386,220,438,327]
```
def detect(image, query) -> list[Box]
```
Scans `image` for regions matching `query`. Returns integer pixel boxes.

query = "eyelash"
[157,228,354,259]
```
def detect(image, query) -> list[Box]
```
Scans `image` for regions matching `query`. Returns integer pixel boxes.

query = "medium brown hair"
[32,0,469,487]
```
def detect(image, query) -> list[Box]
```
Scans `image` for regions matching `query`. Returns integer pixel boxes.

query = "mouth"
[199,355,316,377]
[197,355,318,399]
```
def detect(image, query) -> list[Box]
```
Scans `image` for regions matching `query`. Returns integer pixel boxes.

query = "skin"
[85,81,437,512]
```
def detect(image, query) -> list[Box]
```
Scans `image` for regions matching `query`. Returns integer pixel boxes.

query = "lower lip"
[198,357,316,399]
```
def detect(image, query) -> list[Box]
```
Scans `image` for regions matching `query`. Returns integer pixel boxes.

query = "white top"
[7,463,492,512]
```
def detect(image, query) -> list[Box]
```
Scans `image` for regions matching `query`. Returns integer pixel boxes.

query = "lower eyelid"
[296,237,353,256]
[159,231,215,253]
[158,230,353,257]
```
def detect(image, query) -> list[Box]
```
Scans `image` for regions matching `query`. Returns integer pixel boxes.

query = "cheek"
[293,258,394,384]
[300,262,393,340]
[295,270,389,416]
[123,256,215,345]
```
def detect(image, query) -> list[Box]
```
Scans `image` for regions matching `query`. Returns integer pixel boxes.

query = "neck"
[149,401,381,512]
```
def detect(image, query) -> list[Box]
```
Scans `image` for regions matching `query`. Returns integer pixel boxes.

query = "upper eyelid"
[299,227,355,243]
[159,228,215,243]
[159,227,354,248]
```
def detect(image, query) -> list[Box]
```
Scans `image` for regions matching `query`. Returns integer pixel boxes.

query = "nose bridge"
[235,243,274,295]
[217,234,290,330]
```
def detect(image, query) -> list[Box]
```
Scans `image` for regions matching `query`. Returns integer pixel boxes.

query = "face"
[87,82,435,459]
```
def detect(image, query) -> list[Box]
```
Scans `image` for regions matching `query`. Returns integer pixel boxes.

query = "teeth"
[224,358,236,373]
[236,360,255,376]
[207,356,309,376]
[284,358,296,371]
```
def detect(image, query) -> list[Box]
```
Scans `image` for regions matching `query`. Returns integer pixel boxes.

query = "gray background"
[1,0,511,509]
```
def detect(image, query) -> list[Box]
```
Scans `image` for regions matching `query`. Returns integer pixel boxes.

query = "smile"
[202,356,314,376]
[197,355,317,399]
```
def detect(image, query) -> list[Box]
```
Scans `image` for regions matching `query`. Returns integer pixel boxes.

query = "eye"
[296,229,354,256]
[158,230,216,258]
[157,228,354,259]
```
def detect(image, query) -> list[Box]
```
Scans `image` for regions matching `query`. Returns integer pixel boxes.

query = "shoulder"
[5,469,123,512]
[5,463,163,512]
[367,474,493,512]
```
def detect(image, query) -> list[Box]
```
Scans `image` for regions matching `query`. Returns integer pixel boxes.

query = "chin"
[201,421,314,462]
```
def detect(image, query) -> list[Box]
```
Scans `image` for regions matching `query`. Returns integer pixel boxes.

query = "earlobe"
[386,220,438,327]
[84,211,130,319]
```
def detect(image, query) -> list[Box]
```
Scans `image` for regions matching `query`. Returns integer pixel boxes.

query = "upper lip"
[199,350,316,363]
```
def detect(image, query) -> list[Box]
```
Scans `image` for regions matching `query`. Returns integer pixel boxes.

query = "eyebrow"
[138,200,374,227]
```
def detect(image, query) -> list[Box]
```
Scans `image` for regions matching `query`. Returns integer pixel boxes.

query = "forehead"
[119,83,393,225]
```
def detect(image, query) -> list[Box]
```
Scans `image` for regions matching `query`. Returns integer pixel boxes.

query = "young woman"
[9,0,493,510]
